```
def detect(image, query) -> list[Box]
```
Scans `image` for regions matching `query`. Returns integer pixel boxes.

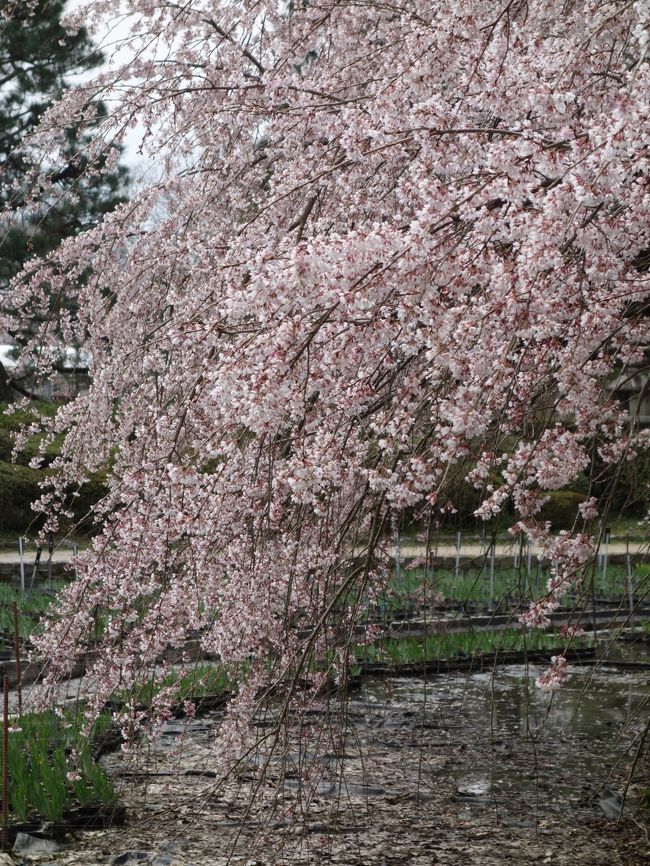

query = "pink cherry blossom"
[536,655,569,690]
[0,0,647,757]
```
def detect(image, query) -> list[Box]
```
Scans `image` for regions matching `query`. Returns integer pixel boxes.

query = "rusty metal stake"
[2,674,8,851]
[12,602,22,716]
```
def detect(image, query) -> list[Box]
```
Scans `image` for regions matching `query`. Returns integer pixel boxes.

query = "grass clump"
[0,583,65,649]
[381,560,648,613]
[4,709,116,823]
[353,628,593,666]
[115,663,232,710]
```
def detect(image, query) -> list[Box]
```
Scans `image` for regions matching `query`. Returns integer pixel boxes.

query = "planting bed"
[3,709,118,821]
[0,663,238,845]
[6,802,128,846]
[352,647,597,677]
[375,559,650,617]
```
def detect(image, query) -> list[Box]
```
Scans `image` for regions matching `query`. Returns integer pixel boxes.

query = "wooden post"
[514,536,520,570]
[47,532,54,592]
[597,520,603,569]
[601,528,610,595]
[394,526,401,585]
[591,572,598,638]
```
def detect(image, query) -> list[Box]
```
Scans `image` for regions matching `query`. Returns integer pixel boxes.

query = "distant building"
[607,370,650,427]
[0,344,91,400]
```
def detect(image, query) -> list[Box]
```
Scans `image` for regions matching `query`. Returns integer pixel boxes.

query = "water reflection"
[354,645,650,819]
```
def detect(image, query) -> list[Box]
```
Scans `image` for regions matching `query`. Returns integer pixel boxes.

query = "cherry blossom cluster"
[520,531,595,628]
[1,0,649,755]
[536,655,568,690]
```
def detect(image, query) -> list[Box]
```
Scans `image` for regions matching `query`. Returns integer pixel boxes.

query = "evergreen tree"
[0,0,128,398]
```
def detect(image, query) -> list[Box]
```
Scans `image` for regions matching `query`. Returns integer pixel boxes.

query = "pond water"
[351,643,650,825]
[57,646,650,866]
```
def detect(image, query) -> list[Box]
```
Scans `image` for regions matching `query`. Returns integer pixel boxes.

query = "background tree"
[2,0,650,786]
[0,0,129,399]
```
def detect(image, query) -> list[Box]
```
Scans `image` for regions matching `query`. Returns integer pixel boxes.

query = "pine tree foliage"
[0,0,128,397]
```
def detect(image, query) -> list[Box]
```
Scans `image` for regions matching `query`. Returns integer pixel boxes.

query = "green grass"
[352,628,594,666]
[374,561,649,616]
[114,662,233,709]
[370,565,530,616]
[4,709,116,822]
[0,582,65,643]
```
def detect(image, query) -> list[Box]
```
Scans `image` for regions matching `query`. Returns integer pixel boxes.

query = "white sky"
[65,0,151,173]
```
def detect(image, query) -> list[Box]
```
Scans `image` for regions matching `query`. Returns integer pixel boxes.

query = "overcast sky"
[65,0,150,173]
